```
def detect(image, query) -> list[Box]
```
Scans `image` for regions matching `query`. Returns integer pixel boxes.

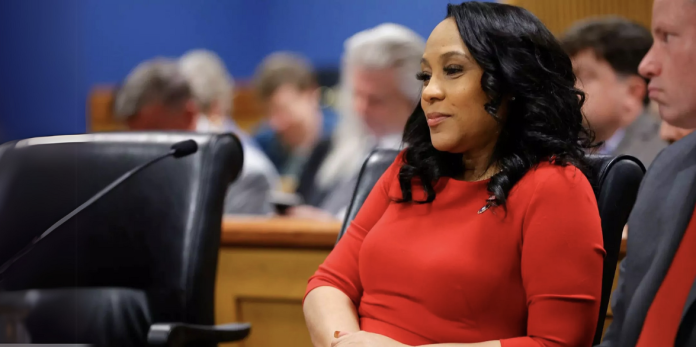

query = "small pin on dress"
[478,195,498,214]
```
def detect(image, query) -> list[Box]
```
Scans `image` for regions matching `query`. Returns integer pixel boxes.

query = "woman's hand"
[331,331,409,347]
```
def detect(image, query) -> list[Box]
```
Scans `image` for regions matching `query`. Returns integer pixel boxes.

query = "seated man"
[599,0,696,344]
[252,52,337,193]
[178,49,280,214]
[288,23,426,220]
[561,16,666,168]
[114,58,276,215]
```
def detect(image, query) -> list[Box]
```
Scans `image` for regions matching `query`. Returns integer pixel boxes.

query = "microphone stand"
[0,141,194,280]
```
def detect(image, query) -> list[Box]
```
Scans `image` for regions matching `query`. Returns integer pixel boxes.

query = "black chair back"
[337,150,645,344]
[585,155,645,344]
[338,149,400,240]
[0,132,243,326]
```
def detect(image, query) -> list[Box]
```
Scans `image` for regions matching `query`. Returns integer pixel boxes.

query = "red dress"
[305,152,605,347]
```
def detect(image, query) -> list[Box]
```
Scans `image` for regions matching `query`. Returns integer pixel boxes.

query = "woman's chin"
[430,137,455,152]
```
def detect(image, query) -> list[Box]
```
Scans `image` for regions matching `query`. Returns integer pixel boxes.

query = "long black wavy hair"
[399,1,595,208]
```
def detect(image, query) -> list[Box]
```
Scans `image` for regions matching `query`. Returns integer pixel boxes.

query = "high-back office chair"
[0,132,251,346]
[337,149,646,346]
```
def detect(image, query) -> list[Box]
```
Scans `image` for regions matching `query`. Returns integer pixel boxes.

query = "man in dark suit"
[599,0,696,346]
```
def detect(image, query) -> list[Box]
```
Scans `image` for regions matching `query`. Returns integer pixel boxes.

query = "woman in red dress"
[304,2,604,347]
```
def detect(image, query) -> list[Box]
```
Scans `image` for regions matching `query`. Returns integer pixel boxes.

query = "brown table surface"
[222,216,630,254]
[221,216,342,249]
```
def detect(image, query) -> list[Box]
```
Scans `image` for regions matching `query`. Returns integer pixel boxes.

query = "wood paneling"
[504,0,654,35]
[216,217,340,347]
[237,299,312,347]
[216,247,332,347]
[87,82,266,134]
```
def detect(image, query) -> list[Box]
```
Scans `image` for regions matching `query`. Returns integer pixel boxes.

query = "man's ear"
[621,75,648,124]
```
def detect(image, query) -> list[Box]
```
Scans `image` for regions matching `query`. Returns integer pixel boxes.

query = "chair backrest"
[337,149,645,344]
[585,155,645,345]
[0,132,243,326]
[338,149,400,240]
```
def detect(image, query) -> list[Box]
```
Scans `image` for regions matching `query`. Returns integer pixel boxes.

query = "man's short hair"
[179,49,234,115]
[113,58,191,120]
[253,52,317,102]
[561,16,653,76]
[561,16,653,104]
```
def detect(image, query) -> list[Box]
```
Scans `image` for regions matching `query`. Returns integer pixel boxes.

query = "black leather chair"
[0,132,251,346]
[337,149,646,345]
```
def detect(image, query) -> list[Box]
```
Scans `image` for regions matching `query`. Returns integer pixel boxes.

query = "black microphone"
[0,139,199,278]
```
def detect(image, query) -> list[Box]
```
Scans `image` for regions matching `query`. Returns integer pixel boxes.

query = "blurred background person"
[179,49,280,209]
[179,49,241,134]
[252,53,336,193]
[114,57,276,215]
[287,23,425,221]
[561,16,666,168]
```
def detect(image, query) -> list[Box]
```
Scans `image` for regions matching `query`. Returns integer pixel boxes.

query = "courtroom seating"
[585,154,645,344]
[337,149,646,345]
[0,132,250,346]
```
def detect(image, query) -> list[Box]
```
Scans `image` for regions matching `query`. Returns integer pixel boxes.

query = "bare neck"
[459,143,498,182]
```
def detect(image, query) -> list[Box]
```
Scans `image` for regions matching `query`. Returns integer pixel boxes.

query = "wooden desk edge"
[221,217,341,249]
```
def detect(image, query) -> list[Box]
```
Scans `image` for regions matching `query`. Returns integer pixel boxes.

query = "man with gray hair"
[115,56,277,215]
[180,49,242,134]
[114,58,196,131]
[287,23,425,220]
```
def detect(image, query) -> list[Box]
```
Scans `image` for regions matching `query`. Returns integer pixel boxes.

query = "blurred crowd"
[100,16,695,222]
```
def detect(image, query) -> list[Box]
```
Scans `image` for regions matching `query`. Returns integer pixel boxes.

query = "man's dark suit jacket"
[600,131,696,347]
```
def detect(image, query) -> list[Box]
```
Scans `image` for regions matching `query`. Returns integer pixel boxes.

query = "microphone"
[171,139,198,158]
[0,139,199,279]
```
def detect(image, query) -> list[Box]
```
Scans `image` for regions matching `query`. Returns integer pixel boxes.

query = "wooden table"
[215,216,341,347]
[221,217,341,249]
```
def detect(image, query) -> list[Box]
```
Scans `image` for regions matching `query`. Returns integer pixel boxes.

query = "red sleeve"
[303,151,403,307]
[501,166,605,347]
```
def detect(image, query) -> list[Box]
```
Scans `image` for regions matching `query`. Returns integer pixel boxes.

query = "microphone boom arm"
[0,148,178,278]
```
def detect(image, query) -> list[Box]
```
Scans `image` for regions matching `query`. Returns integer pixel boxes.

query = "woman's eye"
[444,65,464,75]
[416,72,431,81]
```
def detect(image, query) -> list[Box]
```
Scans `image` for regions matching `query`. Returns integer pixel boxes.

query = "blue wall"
[265,0,456,69]
[0,0,488,141]
[0,0,83,141]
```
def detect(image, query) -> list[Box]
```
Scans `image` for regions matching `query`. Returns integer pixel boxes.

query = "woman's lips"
[426,113,451,127]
